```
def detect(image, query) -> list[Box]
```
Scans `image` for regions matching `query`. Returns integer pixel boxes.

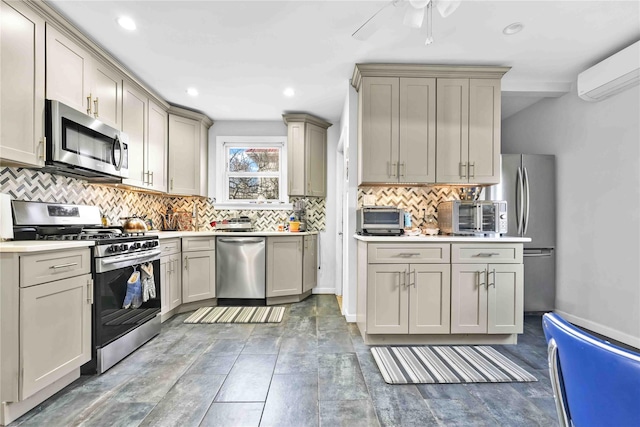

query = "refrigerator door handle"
[523,167,531,234]
[516,167,524,235]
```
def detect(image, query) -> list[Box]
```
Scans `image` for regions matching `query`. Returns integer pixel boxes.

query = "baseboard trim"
[555,310,640,350]
[344,313,356,323]
[312,287,335,294]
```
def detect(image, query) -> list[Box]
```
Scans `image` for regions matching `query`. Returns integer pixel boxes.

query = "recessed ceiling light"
[186,87,199,97]
[503,22,524,35]
[283,87,295,97]
[117,16,136,31]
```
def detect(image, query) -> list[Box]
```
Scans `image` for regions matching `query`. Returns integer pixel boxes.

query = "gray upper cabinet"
[122,81,147,188]
[45,24,122,130]
[283,114,332,197]
[352,64,509,186]
[357,76,436,184]
[0,0,45,168]
[436,78,501,184]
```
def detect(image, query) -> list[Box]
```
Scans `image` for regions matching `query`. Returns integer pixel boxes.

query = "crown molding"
[351,63,512,91]
[168,104,214,127]
[282,113,332,129]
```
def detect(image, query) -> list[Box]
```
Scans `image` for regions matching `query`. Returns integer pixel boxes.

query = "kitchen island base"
[357,329,518,346]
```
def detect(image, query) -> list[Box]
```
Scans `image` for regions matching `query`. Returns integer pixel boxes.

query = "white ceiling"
[46,0,640,123]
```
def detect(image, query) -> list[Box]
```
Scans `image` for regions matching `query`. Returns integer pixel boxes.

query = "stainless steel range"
[12,201,161,374]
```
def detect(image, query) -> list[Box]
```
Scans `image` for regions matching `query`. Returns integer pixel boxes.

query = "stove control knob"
[107,245,115,253]
[134,242,142,249]
[153,241,159,247]
[120,244,128,251]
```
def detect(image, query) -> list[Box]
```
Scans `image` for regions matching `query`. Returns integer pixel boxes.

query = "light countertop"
[354,234,531,243]
[149,230,319,239]
[0,240,96,253]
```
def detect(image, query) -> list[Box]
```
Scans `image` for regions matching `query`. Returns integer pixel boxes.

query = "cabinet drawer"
[368,243,450,264]
[20,249,91,287]
[451,243,522,264]
[182,237,215,252]
[160,238,181,256]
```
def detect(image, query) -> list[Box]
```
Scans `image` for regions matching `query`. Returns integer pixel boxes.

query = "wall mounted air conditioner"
[577,40,640,102]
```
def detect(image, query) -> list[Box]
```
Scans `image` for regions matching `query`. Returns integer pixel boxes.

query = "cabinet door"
[359,77,399,183]
[147,99,168,192]
[399,78,436,183]
[302,235,317,293]
[409,264,450,334]
[20,274,92,400]
[287,121,305,196]
[468,79,501,184]
[182,250,215,303]
[266,237,302,297]
[122,81,147,187]
[169,256,182,310]
[451,263,487,334]
[487,264,523,334]
[306,123,327,196]
[168,114,200,195]
[160,256,170,315]
[91,61,121,130]
[366,264,408,334]
[45,24,91,114]
[436,78,469,184]
[1,0,45,167]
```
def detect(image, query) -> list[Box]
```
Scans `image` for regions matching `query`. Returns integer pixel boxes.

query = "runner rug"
[371,345,537,384]
[184,306,285,324]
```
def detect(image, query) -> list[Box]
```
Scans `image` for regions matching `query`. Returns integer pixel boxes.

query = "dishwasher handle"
[218,238,264,244]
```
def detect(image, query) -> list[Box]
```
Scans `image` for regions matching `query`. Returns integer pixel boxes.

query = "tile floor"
[10,295,557,427]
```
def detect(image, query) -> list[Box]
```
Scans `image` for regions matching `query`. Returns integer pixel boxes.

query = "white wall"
[502,86,640,347]
[207,120,339,294]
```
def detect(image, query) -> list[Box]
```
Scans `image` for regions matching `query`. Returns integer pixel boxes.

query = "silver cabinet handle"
[184,256,188,270]
[469,162,475,178]
[50,262,78,269]
[397,253,421,258]
[93,97,99,118]
[86,93,92,115]
[488,268,496,288]
[87,278,93,304]
[399,270,407,288]
[473,252,500,257]
[391,162,398,178]
[459,162,467,179]
[410,270,416,287]
[150,171,154,186]
[399,162,406,178]
[170,178,174,191]
[478,269,486,288]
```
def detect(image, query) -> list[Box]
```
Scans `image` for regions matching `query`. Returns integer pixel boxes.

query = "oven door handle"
[98,249,161,267]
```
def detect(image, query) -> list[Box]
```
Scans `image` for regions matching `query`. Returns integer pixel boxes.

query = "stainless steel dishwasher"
[216,236,266,303]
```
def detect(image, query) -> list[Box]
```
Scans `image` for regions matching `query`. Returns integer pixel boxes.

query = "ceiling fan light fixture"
[436,0,461,18]
[503,22,524,35]
[425,1,434,45]
[403,6,425,28]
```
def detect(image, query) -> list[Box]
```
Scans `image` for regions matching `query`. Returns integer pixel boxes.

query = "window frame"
[215,136,290,209]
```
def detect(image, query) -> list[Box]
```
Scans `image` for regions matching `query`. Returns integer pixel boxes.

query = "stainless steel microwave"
[356,206,404,236]
[437,200,508,236]
[43,99,129,182]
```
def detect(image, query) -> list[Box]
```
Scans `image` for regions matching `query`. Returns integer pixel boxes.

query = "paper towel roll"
[0,193,14,240]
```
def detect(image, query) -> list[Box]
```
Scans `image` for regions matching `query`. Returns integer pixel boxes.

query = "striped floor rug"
[184,306,285,324]
[371,345,537,384]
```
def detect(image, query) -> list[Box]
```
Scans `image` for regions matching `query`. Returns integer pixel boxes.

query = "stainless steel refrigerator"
[486,154,556,312]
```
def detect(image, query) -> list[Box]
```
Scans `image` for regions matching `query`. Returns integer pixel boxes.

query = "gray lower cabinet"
[266,236,302,297]
[0,248,92,410]
[302,234,317,293]
[182,237,216,303]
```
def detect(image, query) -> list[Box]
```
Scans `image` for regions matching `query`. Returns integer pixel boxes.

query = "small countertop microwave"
[43,99,129,182]
[437,200,508,236]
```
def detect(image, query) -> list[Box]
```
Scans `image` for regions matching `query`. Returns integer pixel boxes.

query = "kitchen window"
[215,136,289,209]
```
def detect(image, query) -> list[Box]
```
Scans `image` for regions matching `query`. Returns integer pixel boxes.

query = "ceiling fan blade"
[352,0,403,41]
[435,0,460,18]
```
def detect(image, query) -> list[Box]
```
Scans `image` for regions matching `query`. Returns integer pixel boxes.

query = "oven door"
[93,257,161,349]
[46,99,129,178]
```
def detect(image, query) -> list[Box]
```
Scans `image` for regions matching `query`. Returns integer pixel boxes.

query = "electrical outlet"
[363,195,376,206]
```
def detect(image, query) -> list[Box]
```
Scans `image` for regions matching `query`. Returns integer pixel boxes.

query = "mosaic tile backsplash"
[0,168,326,231]
[358,186,463,227]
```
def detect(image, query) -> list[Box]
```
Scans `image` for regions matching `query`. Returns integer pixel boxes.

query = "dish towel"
[141,262,156,302]
[123,271,142,309]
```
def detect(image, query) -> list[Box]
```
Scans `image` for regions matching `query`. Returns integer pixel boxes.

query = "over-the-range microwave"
[437,200,508,236]
[43,99,129,182]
